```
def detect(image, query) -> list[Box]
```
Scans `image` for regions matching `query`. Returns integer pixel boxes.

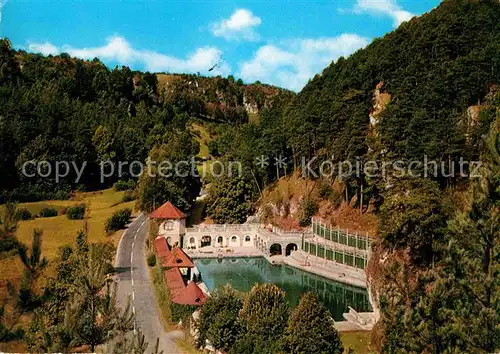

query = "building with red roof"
[172,281,207,306]
[164,267,186,297]
[154,237,171,259]
[150,201,186,219]
[160,247,195,268]
[150,201,187,248]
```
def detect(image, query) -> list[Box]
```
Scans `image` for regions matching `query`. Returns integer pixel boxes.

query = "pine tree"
[64,246,134,352]
[18,228,48,283]
[284,292,343,354]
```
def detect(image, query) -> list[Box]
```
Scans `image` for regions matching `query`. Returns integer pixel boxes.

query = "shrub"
[121,190,135,203]
[105,208,132,235]
[0,237,19,253]
[147,254,156,267]
[15,208,32,221]
[260,204,273,222]
[330,189,343,208]
[299,197,318,226]
[114,180,136,191]
[40,208,58,218]
[171,303,197,324]
[208,141,219,156]
[54,190,70,200]
[66,204,86,220]
[318,181,334,199]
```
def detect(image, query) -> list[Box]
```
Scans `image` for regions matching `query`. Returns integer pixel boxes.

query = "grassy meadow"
[0,189,136,303]
[0,188,137,352]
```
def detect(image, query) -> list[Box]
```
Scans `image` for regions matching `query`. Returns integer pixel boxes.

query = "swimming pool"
[194,257,371,321]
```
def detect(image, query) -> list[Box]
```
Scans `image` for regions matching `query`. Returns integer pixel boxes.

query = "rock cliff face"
[243,95,259,114]
[369,82,391,131]
[156,73,292,121]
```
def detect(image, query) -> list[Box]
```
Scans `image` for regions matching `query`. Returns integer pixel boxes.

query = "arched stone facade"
[156,213,304,256]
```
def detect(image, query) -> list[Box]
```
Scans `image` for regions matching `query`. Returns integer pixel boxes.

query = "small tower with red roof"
[150,201,187,248]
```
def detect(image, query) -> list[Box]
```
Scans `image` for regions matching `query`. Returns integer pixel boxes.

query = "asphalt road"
[115,213,181,353]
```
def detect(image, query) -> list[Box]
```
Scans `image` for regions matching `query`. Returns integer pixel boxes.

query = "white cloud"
[353,0,414,27]
[0,0,7,24]
[26,35,230,76]
[211,9,261,41]
[239,34,369,91]
[28,42,59,56]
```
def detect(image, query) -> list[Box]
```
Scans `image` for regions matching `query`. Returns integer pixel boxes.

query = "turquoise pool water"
[194,257,371,321]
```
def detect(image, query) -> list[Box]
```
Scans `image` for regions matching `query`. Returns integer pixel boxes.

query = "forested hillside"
[209,0,500,351]
[0,0,499,351]
[264,0,499,351]
[0,42,289,203]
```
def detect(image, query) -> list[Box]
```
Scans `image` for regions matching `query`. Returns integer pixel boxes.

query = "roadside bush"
[40,208,58,218]
[147,254,156,267]
[66,204,86,220]
[114,180,136,191]
[171,303,197,324]
[121,190,135,203]
[105,208,132,235]
[299,197,318,226]
[15,208,32,221]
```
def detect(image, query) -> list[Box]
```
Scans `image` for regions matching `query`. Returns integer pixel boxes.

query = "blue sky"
[0,0,440,91]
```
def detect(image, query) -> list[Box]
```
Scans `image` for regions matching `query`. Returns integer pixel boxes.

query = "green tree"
[10,228,48,309]
[444,116,500,352]
[233,283,290,354]
[298,196,318,227]
[136,131,201,212]
[379,117,500,353]
[63,246,133,352]
[380,178,452,264]
[205,174,254,223]
[18,229,48,283]
[283,292,343,354]
[0,202,19,253]
[92,125,116,162]
[197,285,243,352]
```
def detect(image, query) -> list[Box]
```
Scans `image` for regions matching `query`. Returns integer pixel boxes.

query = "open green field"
[0,188,136,289]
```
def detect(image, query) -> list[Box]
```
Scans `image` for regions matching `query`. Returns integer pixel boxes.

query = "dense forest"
[207,0,500,352]
[0,42,288,203]
[1,0,499,352]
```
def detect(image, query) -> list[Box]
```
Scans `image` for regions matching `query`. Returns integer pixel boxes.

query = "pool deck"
[282,254,367,289]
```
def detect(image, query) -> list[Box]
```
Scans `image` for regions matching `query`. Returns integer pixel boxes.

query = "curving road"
[115,213,181,353]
